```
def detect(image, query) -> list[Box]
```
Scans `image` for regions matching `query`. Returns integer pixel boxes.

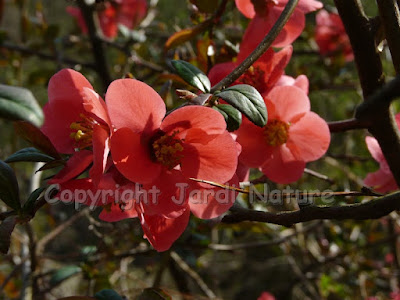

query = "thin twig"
[170,251,217,299]
[0,42,95,68]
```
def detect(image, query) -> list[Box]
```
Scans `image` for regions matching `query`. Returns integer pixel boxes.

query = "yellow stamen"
[264,119,290,146]
[152,131,184,169]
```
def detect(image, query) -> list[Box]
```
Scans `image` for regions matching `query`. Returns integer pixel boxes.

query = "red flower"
[236,85,330,184]
[41,69,111,185]
[209,46,293,95]
[364,115,400,193]
[258,292,276,300]
[235,0,323,49]
[315,9,353,61]
[106,78,238,219]
[67,0,147,39]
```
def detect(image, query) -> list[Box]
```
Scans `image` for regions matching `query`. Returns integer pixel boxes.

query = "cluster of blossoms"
[42,69,239,251]
[67,0,147,39]
[209,0,331,184]
[43,0,364,251]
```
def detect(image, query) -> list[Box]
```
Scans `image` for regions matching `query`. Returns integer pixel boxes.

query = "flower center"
[152,132,184,169]
[70,114,100,149]
[263,119,290,146]
[235,66,265,92]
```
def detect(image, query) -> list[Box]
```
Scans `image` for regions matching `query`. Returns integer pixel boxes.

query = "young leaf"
[0,84,43,127]
[50,265,82,286]
[214,84,268,127]
[5,147,55,163]
[171,60,211,93]
[95,289,124,300]
[0,161,21,211]
[0,216,17,254]
[213,104,242,132]
[23,187,45,216]
[165,20,211,50]
[14,121,61,159]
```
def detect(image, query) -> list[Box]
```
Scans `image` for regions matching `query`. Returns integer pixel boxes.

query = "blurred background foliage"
[0,0,400,299]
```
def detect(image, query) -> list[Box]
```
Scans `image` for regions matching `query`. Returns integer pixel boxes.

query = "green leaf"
[0,84,43,126]
[213,104,242,132]
[215,84,268,127]
[23,187,45,216]
[0,216,17,254]
[94,289,124,300]
[0,161,20,211]
[5,147,55,163]
[50,265,82,286]
[137,288,172,300]
[14,121,61,159]
[171,60,211,93]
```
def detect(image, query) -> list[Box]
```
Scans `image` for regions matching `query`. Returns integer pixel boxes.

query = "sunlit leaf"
[171,60,211,93]
[213,104,242,132]
[215,84,267,127]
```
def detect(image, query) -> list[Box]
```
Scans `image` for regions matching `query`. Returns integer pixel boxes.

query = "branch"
[210,0,299,93]
[0,42,95,68]
[328,118,369,132]
[222,191,400,226]
[335,0,400,187]
[76,0,112,90]
[377,0,400,74]
[334,0,384,98]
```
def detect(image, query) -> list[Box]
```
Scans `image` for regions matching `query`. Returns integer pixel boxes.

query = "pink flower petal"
[49,150,93,184]
[161,106,227,137]
[110,128,162,184]
[261,145,306,183]
[286,111,330,162]
[89,125,110,186]
[99,203,138,222]
[138,205,191,252]
[181,131,238,184]
[208,62,237,86]
[235,0,255,18]
[366,136,386,165]
[276,75,309,94]
[106,79,165,134]
[236,118,274,168]
[189,174,239,219]
[266,86,310,122]
[141,170,189,218]
[364,169,398,193]
[82,87,111,127]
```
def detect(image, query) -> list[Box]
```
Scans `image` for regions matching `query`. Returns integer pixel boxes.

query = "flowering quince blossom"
[67,0,147,39]
[44,70,239,252]
[363,114,400,193]
[41,69,111,186]
[106,79,239,219]
[235,0,323,49]
[208,45,293,95]
[315,9,353,62]
[235,85,330,184]
[257,292,276,300]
